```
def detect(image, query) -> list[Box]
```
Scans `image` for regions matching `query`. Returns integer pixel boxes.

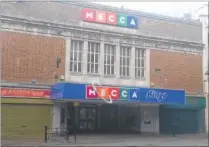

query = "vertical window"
[60,108,65,123]
[104,44,116,76]
[87,42,100,74]
[120,46,131,77]
[135,48,146,78]
[70,40,83,73]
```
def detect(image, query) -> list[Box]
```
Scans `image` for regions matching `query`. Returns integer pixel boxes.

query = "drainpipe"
[206,60,209,133]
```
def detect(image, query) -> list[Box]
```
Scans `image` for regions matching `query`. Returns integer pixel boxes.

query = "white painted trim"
[82,36,88,76]
[146,48,151,87]
[99,40,104,77]
[140,105,160,133]
[115,43,120,78]
[131,45,135,79]
[1,28,65,39]
[65,38,71,81]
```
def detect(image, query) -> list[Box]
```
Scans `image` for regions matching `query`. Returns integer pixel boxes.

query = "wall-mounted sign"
[73,101,80,107]
[85,85,185,104]
[81,8,138,29]
[1,88,50,98]
[50,83,186,105]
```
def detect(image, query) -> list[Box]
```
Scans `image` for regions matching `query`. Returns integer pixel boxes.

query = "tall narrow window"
[60,108,65,123]
[104,44,116,76]
[87,42,100,74]
[135,48,146,78]
[120,46,131,77]
[70,40,83,73]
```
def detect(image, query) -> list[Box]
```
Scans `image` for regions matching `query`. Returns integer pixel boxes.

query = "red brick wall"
[1,31,66,84]
[150,49,203,95]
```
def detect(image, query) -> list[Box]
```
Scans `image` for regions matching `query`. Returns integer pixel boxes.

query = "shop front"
[50,82,191,134]
[159,95,206,134]
[1,86,52,139]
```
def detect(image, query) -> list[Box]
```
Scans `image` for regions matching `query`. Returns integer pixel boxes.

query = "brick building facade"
[1,31,65,84]
[1,2,206,136]
[1,30,203,94]
[150,49,203,94]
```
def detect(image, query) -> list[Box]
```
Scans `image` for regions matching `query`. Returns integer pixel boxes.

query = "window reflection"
[79,108,96,130]
[104,44,116,76]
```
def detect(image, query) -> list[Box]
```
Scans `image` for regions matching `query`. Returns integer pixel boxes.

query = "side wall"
[150,49,203,95]
[0,31,66,84]
[52,102,68,133]
[1,98,53,139]
[200,15,208,132]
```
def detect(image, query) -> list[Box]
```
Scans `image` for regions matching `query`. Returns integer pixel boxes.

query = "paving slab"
[2,134,208,146]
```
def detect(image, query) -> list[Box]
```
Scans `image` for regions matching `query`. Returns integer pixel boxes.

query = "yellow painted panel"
[1,98,53,105]
[2,104,52,139]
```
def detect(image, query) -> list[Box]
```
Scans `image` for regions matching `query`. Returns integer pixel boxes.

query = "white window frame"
[104,44,116,76]
[120,46,131,77]
[87,42,100,74]
[135,48,146,78]
[70,40,83,73]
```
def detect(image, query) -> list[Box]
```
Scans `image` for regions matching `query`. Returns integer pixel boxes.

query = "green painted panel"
[186,96,206,108]
[159,107,200,134]
[2,104,52,139]
[119,88,129,101]
[117,14,127,27]
[161,104,201,109]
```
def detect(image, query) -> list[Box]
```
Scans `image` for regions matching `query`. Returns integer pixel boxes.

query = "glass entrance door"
[79,107,97,132]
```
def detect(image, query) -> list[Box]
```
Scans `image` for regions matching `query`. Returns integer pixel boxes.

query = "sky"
[95,2,208,19]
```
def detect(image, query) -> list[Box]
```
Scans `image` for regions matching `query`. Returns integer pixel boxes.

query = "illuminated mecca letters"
[50,83,185,105]
[81,8,138,29]
[85,85,171,102]
[86,85,140,101]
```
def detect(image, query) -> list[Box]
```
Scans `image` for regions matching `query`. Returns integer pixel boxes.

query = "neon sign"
[81,8,138,29]
[86,85,140,101]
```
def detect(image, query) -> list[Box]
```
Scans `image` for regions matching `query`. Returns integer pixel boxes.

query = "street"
[2,134,208,146]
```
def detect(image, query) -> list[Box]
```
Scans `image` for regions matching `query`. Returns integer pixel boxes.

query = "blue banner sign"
[50,83,186,105]
[138,88,185,104]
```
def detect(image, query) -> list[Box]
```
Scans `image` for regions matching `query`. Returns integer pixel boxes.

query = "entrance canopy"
[50,83,186,105]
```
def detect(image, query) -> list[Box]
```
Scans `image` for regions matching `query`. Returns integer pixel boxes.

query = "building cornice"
[1,15,203,46]
[1,15,204,54]
[64,2,201,26]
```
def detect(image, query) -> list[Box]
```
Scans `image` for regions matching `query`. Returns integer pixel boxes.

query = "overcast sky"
[95,2,207,19]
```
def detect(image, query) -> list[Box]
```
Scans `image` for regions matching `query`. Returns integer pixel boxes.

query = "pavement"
[2,133,208,146]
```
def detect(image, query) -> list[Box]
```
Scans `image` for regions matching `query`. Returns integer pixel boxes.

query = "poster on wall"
[143,110,152,125]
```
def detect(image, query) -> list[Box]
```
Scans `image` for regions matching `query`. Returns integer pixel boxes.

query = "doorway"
[79,107,97,132]
[100,104,118,132]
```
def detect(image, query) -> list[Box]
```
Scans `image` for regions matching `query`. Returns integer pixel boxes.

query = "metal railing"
[44,126,77,143]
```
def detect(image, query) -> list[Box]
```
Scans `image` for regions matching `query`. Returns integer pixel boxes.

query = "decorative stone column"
[82,35,88,78]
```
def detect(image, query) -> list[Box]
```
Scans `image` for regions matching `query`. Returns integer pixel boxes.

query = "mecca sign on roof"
[81,8,139,29]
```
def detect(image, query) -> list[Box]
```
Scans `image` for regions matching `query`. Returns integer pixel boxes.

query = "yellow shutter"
[2,103,52,139]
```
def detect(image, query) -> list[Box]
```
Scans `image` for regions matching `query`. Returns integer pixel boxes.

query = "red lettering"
[81,8,96,22]
[86,85,98,99]
[1,88,50,98]
[109,88,119,100]
[106,12,117,25]
[95,10,107,23]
